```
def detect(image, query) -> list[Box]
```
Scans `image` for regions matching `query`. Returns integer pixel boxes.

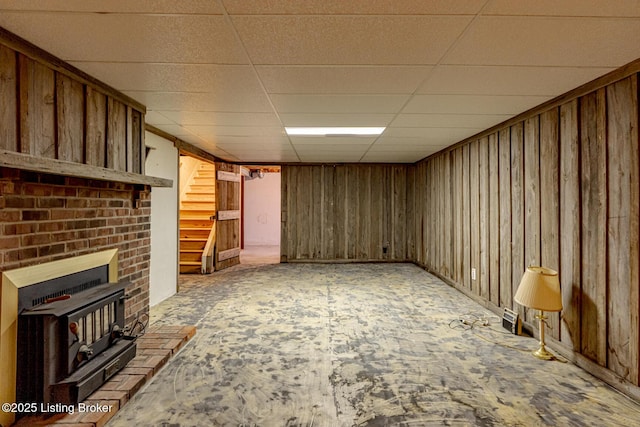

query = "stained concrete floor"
[107,261,640,426]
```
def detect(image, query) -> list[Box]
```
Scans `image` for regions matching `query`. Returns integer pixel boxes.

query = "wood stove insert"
[16,264,137,407]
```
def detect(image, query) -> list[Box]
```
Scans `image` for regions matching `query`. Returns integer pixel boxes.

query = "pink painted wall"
[243,172,281,246]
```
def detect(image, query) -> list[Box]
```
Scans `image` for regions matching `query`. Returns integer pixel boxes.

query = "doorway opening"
[178,155,217,274]
[241,166,281,265]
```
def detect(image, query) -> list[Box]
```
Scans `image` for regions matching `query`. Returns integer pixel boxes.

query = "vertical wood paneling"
[606,76,639,383]
[393,165,407,260]
[85,86,107,167]
[510,122,525,317]
[540,108,561,339]
[131,109,143,174]
[346,166,357,259]
[107,98,127,171]
[215,162,240,270]
[524,116,541,322]
[580,89,608,365]
[280,167,289,262]
[19,55,55,158]
[335,165,347,259]
[419,163,427,266]
[498,131,511,307]
[0,45,17,151]
[427,160,435,270]
[412,70,640,395]
[322,165,336,259]
[283,164,410,262]
[478,137,490,298]
[462,144,471,289]
[358,166,371,259]
[453,148,464,284]
[524,116,541,269]
[406,165,416,261]
[441,157,451,275]
[311,165,323,259]
[470,140,480,293]
[383,166,393,261]
[488,134,500,305]
[559,99,581,350]
[56,73,84,163]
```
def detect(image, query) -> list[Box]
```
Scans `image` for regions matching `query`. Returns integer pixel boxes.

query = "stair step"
[181,201,216,209]
[180,219,215,228]
[180,210,216,220]
[180,264,201,274]
[184,193,215,201]
[180,231,210,240]
[180,252,202,262]
[180,239,206,246]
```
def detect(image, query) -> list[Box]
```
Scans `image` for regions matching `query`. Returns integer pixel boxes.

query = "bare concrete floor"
[240,245,280,265]
[108,262,640,426]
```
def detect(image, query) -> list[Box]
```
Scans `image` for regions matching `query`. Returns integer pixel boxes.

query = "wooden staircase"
[179,162,216,274]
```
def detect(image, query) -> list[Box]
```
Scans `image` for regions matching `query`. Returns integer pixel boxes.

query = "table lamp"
[514,266,562,360]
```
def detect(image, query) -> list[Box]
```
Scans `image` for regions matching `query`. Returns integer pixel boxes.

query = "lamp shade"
[514,266,562,312]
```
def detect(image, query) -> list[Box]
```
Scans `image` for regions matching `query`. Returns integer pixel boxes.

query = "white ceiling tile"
[419,65,615,95]
[222,0,486,15]
[290,136,377,146]
[293,144,370,153]
[298,152,364,163]
[0,13,247,63]
[280,113,394,127]
[376,136,471,148]
[158,111,282,127]
[150,124,200,138]
[69,63,263,93]
[384,127,485,141]
[144,111,175,126]
[186,126,285,138]
[232,16,471,65]
[257,66,432,94]
[2,2,638,164]
[392,113,512,129]
[360,152,428,163]
[369,142,450,151]
[221,147,299,163]
[271,95,410,113]
[403,94,552,115]
[0,0,224,13]
[483,0,640,17]
[443,16,640,67]
[123,91,273,113]
[212,136,291,146]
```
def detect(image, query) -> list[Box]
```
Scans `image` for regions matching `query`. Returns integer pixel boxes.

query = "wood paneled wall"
[415,74,640,389]
[215,162,241,270]
[0,37,146,176]
[281,164,413,262]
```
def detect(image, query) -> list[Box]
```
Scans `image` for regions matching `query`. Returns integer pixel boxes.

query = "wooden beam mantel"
[0,149,173,187]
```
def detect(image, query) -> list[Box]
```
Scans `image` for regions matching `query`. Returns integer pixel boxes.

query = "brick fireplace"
[0,167,152,427]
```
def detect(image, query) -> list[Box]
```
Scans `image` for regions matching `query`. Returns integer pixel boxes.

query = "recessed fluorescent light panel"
[285,127,385,136]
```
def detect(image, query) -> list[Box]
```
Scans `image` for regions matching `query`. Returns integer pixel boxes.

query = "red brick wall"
[0,167,151,324]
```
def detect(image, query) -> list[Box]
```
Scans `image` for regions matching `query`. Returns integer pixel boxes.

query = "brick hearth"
[13,325,196,427]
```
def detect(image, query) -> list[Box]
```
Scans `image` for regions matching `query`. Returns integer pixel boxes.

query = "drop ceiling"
[1,0,639,164]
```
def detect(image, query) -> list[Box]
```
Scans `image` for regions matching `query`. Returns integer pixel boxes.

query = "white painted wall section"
[145,132,179,306]
[243,173,281,246]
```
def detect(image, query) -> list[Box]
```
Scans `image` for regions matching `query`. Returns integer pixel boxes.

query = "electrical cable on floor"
[450,311,568,361]
[123,312,149,340]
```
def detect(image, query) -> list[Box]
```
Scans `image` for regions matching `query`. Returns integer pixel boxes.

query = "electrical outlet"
[471,268,477,281]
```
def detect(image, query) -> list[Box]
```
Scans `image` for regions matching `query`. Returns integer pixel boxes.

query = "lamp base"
[532,345,555,361]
